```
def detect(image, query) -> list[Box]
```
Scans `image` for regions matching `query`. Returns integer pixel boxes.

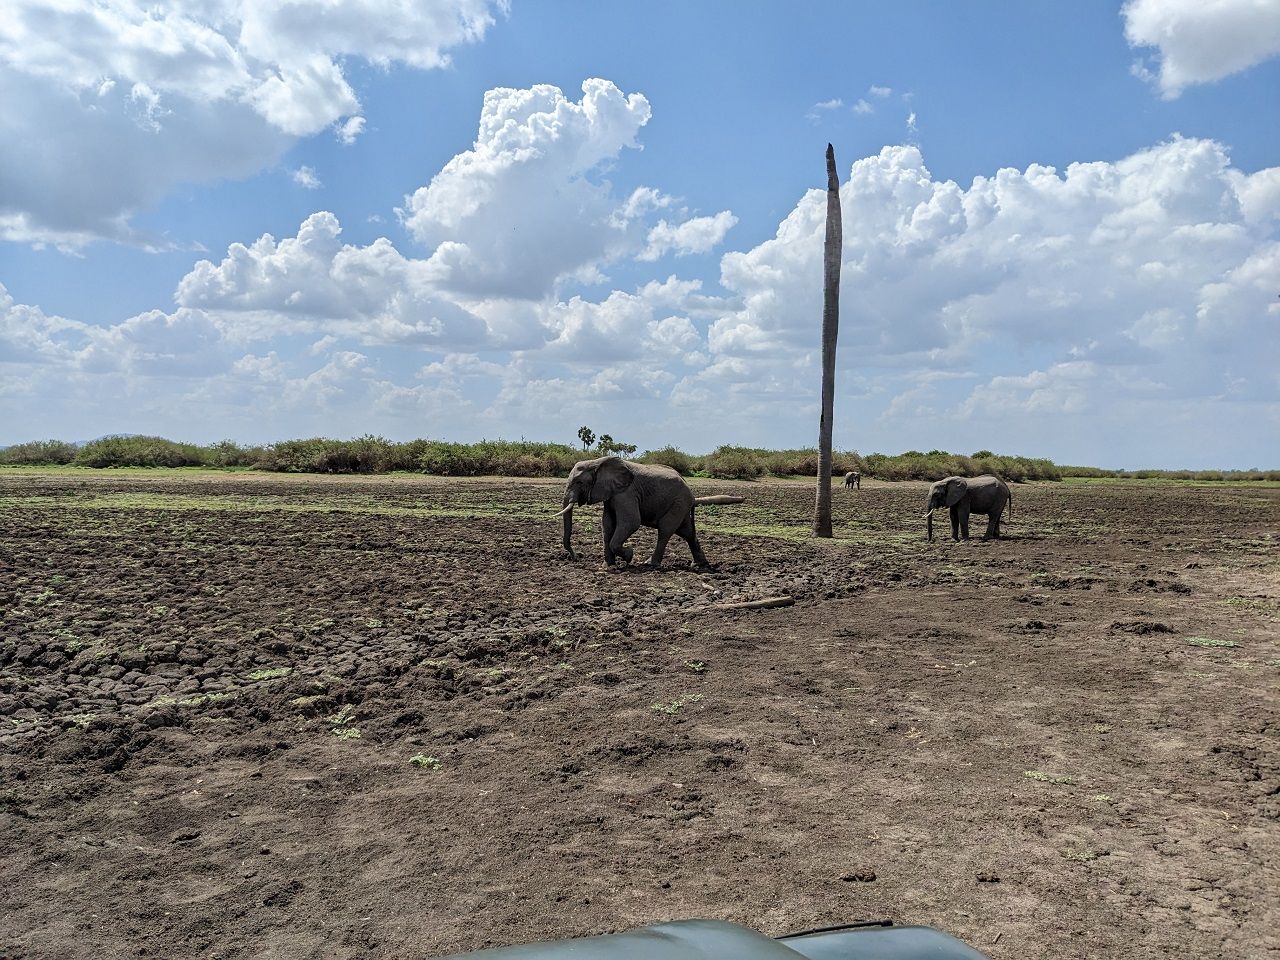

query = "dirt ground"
[1,470,1277,960]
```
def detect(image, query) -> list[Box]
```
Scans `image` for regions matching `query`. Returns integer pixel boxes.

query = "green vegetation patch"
[4,434,1273,487]
[0,491,553,521]
[244,666,292,682]
[1060,848,1102,863]
[410,754,442,769]
[652,693,703,715]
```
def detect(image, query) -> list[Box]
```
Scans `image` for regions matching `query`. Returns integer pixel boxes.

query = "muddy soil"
[0,472,1276,960]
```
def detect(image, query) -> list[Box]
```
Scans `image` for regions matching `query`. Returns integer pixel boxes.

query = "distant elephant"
[844,471,861,490]
[924,475,1011,542]
[554,456,744,568]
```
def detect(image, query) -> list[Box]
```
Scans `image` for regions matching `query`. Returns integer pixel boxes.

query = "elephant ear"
[589,457,633,502]
[945,477,968,507]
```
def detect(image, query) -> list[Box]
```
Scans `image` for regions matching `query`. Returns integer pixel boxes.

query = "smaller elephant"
[843,470,861,490]
[924,475,1011,542]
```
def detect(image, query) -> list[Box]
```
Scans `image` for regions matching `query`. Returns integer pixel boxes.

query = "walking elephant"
[844,471,861,490]
[554,456,744,568]
[924,474,1011,541]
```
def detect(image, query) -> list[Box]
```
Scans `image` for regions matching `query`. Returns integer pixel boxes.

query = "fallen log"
[707,595,795,611]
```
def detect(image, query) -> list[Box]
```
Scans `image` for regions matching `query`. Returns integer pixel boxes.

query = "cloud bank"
[0,0,503,246]
[1,76,1277,466]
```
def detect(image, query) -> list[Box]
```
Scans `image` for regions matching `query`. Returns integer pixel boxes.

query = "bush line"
[0,436,1274,482]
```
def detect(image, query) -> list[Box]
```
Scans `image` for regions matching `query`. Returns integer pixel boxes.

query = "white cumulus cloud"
[1124,0,1280,97]
[399,79,653,299]
[176,212,489,348]
[335,115,366,145]
[704,136,1279,456]
[291,166,321,189]
[0,0,503,246]
[639,211,738,261]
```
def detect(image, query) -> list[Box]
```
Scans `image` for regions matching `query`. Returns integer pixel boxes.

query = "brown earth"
[0,471,1277,960]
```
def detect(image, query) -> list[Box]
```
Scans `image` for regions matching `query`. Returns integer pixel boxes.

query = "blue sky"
[2,0,1278,467]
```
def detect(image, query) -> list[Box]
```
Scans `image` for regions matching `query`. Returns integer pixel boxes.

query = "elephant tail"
[694,495,746,506]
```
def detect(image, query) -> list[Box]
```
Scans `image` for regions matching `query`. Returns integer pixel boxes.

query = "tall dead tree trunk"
[813,143,842,538]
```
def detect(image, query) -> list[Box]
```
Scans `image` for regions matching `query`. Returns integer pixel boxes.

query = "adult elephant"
[554,456,744,568]
[924,474,1011,541]
[843,470,861,489]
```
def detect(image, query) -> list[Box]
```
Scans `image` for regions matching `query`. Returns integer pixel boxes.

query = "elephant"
[843,470,861,490]
[924,474,1011,542]
[554,456,744,568]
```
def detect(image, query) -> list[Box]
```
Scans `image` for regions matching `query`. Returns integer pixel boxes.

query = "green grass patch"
[410,754,441,769]
[0,491,553,521]
[329,705,356,724]
[1059,848,1101,862]
[244,666,292,682]
[651,693,703,715]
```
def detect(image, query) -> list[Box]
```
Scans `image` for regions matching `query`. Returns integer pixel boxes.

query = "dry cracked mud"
[1,471,1277,959]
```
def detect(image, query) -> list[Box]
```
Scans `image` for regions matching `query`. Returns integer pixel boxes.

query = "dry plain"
[0,470,1277,959]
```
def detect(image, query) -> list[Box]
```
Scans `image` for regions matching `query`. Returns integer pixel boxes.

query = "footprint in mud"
[1011,619,1056,632]
[1128,578,1192,594]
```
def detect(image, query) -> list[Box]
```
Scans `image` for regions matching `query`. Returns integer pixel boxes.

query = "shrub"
[0,439,77,465]
[854,450,1062,482]
[418,440,579,477]
[417,441,486,476]
[207,440,268,467]
[481,440,579,477]
[8,435,1267,482]
[257,439,342,473]
[73,435,208,468]
[254,436,426,473]
[703,445,764,479]
[638,445,695,475]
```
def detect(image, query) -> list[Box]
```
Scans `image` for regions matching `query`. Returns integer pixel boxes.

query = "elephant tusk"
[552,504,574,518]
[922,511,933,518]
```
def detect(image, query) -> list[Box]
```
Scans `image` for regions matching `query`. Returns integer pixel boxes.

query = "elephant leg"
[983,512,998,540]
[601,505,617,565]
[608,501,640,565]
[949,505,960,541]
[679,512,711,568]
[649,530,673,567]
[958,504,971,540]
[647,506,682,567]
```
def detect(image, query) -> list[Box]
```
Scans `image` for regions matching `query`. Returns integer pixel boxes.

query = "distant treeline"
[1,436,1275,482]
